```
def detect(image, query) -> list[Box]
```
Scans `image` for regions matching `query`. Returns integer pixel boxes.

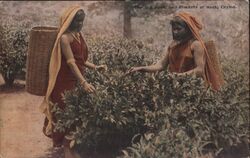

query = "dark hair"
[76,9,85,16]
[170,16,193,41]
[68,9,85,31]
[170,17,188,29]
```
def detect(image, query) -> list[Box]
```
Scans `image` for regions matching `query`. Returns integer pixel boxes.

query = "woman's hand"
[96,64,108,71]
[127,66,143,74]
[81,81,96,93]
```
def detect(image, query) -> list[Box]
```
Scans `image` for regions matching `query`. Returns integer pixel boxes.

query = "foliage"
[53,37,249,157]
[53,37,158,152]
[119,58,249,158]
[0,23,28,86]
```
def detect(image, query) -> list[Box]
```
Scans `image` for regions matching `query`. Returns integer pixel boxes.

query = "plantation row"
[0,26,249,158]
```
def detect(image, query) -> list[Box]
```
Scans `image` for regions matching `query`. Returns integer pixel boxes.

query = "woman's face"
[170,17,192,41]
[69,10,85,32]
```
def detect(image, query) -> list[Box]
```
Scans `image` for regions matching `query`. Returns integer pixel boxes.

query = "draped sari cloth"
[40,6,82,136]
[175,12,224,90]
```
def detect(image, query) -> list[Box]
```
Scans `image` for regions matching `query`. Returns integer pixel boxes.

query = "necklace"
[71,32,81,43]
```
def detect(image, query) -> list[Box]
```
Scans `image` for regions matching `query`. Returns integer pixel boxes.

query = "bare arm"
[128,47,169,73]
[141,52,169,72]
[60,34,95,93]
[178,40,205,77]
[84,61,108,71]
[84,61,96,70]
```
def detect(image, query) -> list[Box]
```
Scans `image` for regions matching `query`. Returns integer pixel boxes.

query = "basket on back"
[204,40,224,84]
[26,26,58,96]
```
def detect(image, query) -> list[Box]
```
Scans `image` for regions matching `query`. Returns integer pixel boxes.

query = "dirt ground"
[0,76,118,158]
[0,75,63,158]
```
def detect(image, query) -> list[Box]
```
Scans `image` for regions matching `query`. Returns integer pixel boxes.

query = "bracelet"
[66,58,75,64]
[94,65,97,70]
[80,80,87,85]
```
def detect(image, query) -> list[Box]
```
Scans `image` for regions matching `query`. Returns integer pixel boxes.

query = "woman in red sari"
[128,12,223,91]
[41,6,106,158]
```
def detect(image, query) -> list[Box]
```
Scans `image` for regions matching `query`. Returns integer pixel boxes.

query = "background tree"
[123,0,132,38]
[122,0,176,39]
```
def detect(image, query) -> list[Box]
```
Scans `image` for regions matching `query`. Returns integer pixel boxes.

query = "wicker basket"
[205,40,224,83]
[26,26,58,96]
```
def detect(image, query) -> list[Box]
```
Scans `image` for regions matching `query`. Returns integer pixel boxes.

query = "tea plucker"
[128,12,224,91]
[40,6,107,158]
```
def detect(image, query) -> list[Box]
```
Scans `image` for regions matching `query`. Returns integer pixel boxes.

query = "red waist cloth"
[43,34,88,147]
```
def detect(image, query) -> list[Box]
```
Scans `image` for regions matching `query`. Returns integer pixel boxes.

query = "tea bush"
[119,58,249,158]
[53,37,249,157]
[53,37,159,152]
[0,23,28,86]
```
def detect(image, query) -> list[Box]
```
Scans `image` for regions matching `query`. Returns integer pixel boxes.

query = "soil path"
[0,76,63,158]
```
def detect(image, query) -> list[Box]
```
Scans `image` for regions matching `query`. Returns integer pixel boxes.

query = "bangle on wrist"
[80,80,87,85]
[66,58,75,64]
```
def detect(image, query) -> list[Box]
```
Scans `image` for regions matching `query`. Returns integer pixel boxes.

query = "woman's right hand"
[127,66,143,74]
[81,82,96,93]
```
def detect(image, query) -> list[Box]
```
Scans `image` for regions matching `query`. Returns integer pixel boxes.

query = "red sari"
[168,40,196,73]
[43,34,88,147]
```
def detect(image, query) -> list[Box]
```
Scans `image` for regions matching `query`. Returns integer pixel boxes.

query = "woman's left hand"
[96,65,108,71]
